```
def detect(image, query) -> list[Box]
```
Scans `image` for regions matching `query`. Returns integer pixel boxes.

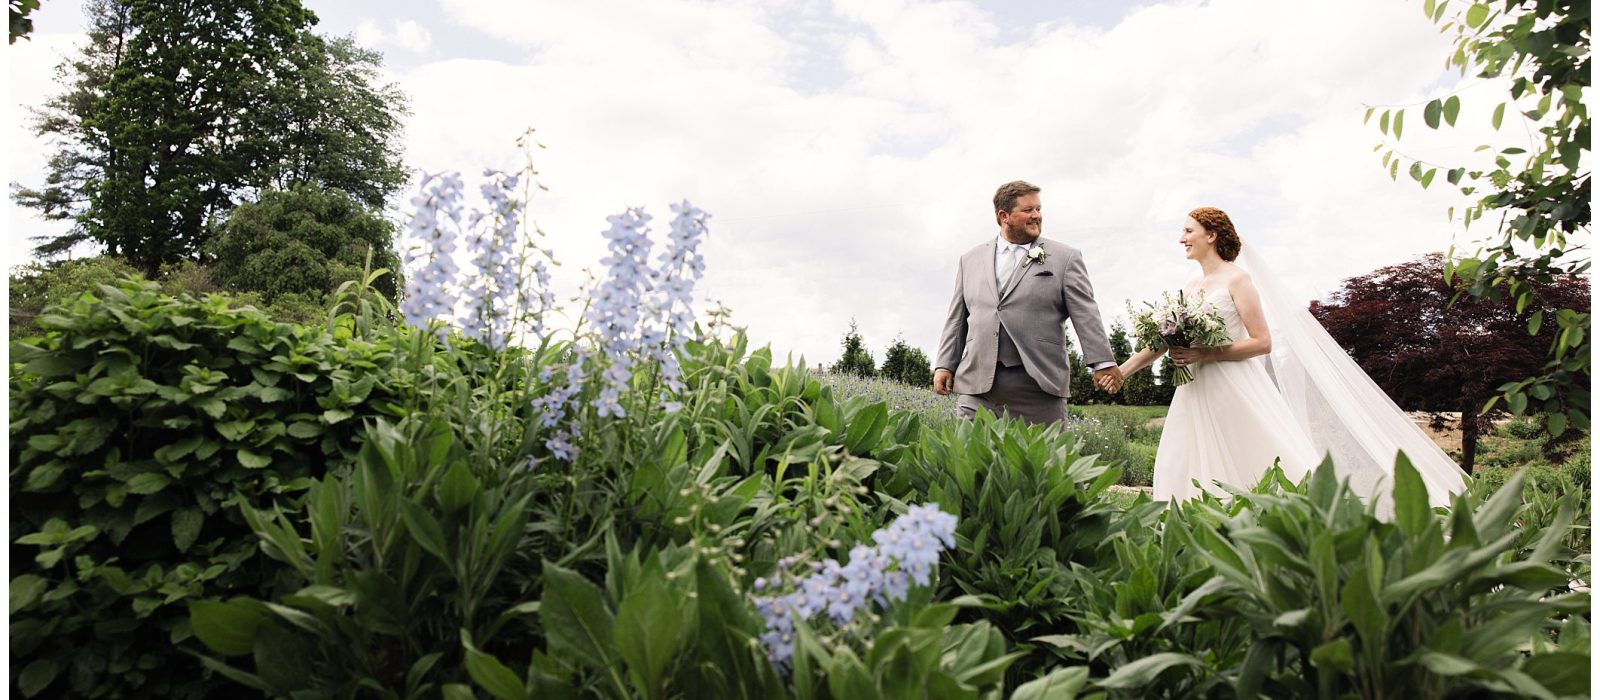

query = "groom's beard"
[1003,220,1041,244]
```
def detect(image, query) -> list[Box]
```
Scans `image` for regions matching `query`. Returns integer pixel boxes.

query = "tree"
[1064,332,1097,402]
[1106,322,1136,406]
[206,186,401,306]
[1370,0,1589,438]
[11,0,40,43]
[831,319,876,377]
[1311,253,1588,473]
[1149,356,1178,405]
[880,335,933,387]
[13,0,409,274]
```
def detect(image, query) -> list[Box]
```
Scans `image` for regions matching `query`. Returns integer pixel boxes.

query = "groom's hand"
[1093,367,1124,394]
[934,369,954,396]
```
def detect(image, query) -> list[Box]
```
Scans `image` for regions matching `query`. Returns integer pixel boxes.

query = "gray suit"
[936,237,1115,424]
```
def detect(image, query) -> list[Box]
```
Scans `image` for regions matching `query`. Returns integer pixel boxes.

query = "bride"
[1112,207,1469,507]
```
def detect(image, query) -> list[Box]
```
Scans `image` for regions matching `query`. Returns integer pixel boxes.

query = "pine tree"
[830,319,876,377]
[880,335,933,387]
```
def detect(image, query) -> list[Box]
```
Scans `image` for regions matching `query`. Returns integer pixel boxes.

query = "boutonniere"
[1025,247,1049,265]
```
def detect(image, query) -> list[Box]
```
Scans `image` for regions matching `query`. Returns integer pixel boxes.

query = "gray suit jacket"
[936,237,1115,398]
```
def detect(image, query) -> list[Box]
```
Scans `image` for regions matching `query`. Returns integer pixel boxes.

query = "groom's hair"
[993,181,1041,224]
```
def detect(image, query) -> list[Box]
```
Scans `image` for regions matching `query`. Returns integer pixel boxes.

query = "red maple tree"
[1310,253,1590,473]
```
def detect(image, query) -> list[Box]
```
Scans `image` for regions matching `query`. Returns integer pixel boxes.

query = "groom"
[933,180,1121,425]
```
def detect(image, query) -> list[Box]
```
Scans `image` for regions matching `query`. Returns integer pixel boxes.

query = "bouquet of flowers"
[1127,290,1232,387]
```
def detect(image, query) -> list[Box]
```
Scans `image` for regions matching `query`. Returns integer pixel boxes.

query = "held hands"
[1093,366,1124,394]
[933,369,954,396]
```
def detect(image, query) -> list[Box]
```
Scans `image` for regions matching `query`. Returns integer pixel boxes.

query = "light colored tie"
[998,244,1023,286]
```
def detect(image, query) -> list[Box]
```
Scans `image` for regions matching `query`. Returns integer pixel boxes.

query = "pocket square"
[1033,270,1054,277]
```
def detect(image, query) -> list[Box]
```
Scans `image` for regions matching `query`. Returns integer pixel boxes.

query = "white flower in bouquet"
[1126,290,1231,386]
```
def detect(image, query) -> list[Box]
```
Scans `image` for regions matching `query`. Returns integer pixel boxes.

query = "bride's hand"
[1168,346,1210,368]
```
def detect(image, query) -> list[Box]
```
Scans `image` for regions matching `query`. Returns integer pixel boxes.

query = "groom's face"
[1000,193,1042,242]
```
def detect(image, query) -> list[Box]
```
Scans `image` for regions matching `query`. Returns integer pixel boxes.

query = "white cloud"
[396,0,1499,367]
[355,17,433,54]
[8,0,1527,372]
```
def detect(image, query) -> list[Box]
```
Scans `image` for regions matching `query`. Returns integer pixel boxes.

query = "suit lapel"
[998,244,1035,301]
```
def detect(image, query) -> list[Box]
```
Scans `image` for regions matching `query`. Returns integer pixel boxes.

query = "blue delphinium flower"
[584,208,656,418]
[752,504,958,670]
[461,169,524,349]
[402,172,466,336]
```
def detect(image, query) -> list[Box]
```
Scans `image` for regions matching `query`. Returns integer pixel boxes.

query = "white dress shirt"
[994,235,1117,373]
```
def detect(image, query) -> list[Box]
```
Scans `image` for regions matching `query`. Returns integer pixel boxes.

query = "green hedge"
[9,279,427,698]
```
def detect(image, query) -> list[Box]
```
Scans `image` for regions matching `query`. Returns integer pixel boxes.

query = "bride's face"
[1179,217,1215,260]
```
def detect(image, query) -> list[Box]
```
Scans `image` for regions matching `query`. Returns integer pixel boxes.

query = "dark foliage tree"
[1372,0,1589,437]
[831,319,876,377]
[880,335,933,387]
[1311,253,1589,473]
[13,0,409,274]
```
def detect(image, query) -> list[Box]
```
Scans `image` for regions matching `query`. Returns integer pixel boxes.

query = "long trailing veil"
[1233,244,1469,508]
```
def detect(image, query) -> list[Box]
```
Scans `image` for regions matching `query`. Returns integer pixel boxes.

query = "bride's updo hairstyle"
[1188,207,1242,262]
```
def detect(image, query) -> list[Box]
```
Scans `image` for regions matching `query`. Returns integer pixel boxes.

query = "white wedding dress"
[1151,280,1321,501]
[1151,246,1470,509]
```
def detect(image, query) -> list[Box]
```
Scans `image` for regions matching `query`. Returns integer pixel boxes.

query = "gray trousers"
[957,363,1067,426]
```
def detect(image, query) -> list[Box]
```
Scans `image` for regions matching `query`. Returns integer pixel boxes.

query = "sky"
[7,0,1523,369]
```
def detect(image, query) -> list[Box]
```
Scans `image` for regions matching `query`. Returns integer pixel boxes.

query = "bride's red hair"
[1188,207,1242,262]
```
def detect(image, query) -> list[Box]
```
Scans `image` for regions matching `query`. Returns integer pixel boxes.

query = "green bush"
[9,279,427,698]
[1044,461,1589,697]
[8,256,142,338]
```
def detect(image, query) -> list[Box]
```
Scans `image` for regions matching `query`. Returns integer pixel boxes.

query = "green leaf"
[126,472,172,495]
[10,575,49,614]
[323,408,354,425]
[1099,653,1204,689]
[399,500,451,564]
[215,420,255,441]
[190,598,267,657]
[1418,650,1479,676]
[1379,110,1390,135]
[1465,3,1488,28]
[1492,102,1506,130]
[1547,413,1568,437]
[1528,310,1544,336]
[18,659,59,697]
[1520,652,1591,695]
[1409,162,1424,182]
[1443,95,1460,125]
[1424,99,1442,128]
[1363,106,1375,125]
[615,575,684,696]
[287,421,322,439]
[1391,453,1429,537]
[238,449,273,469]
[1310,638,1353,673]
[172,508,204,552]
[1012,666,1089,700]
[464,637,526,700]
[437,461,479,513]
[540,562,617,671]
[1341,569,1388,650]
[1421,168,1437,188]
[1393,109,1405,140]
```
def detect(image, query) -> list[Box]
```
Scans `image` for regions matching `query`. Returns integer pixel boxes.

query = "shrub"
[1044,460,1589,697]
[8,256,142,338]
[9,279,425,698]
